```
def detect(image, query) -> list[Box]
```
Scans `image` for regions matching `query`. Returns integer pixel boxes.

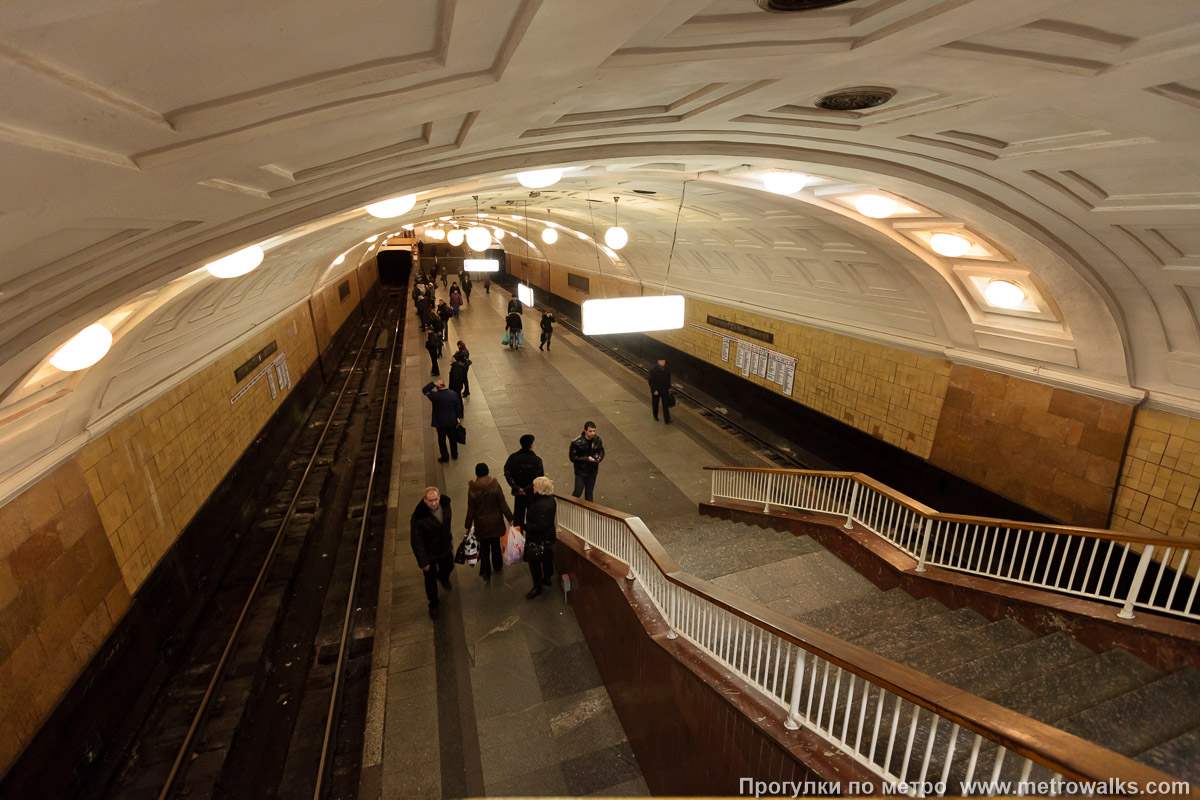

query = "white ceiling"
[1,0,1198,498]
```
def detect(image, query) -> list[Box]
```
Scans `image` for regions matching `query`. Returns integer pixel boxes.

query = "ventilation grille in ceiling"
[815,86,896,111]
[755,0,857,11]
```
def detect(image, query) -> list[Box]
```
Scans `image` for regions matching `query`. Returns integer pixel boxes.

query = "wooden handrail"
[555,493,1197,794]
[705,465,1200,551]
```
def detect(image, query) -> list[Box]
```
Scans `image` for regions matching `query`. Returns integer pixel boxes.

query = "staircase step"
[902,619,1035,676]
[1137,728,1200,785]
[796,587,912,636]
[1058,668,1200,759]
[852,607,990,661]
[937,632,1093,699]
[821,596,949,642]
[988,649,1164,725]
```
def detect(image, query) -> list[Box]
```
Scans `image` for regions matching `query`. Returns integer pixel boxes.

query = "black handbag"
[454,423,467,444]
[663,392,677,408]
[524,539,551,560]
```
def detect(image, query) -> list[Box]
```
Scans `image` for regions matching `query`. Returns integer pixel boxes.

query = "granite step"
[819,596,949,642]
[851,607,990,662]
[988,649,1164,725]
[796,587,913,635]
[1137,728,1200,785]
[900,618,1035,676]
[936,632,1093,699]
[1057,667,1200,758]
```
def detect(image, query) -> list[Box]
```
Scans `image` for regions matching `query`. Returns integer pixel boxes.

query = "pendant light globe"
[447,229,465,247]
[466,226,492,251]
[541,227,558,244]
[604,226,628,250]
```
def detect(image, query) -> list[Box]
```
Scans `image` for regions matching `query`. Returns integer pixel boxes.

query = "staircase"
[650,514,1200,786]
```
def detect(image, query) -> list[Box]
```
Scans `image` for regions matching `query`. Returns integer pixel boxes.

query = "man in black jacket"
[411,487,454,619]
[568,421,604,502]
[648,357,672,423]
[423,380,464,462]
[503,434,544,527]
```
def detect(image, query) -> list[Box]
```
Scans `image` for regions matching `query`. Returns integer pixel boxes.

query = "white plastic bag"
[502,525,525,565]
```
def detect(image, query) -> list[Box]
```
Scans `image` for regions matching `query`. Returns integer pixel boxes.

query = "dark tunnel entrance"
[377,249,412,287]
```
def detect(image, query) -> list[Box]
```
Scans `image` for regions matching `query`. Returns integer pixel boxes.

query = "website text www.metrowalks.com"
[739,777,1194,797]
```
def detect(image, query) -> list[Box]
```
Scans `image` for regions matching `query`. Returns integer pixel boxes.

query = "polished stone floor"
[360,283,775,799]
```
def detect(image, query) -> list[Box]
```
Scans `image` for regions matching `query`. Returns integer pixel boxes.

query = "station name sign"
[234,340,278,383]
[705,315,773,344]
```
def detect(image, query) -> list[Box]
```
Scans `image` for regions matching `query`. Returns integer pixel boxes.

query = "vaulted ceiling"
[1,0,1198,498]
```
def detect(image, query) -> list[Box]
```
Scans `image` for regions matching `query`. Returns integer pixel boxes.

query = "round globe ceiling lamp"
[930,232,972,257]
[427,228,445,240]
[542,227,558,245]
[985,279,1026,309]
[517,168,563,189]
[364,193,417,218]
[604,196,628,250]
[855,194,899,219]
[50,323,113,372]
[205,244,264,279]
[466,226,492,252]
[762,171,809,195]
[447,229,465,247]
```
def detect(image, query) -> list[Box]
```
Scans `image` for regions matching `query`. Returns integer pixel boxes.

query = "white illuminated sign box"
[582,295,685,336]
[464,259,499,272]
[518,283,534,307]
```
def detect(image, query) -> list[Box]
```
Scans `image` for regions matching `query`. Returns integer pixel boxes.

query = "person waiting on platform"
[483,274,491,294]
[505,309,523,349]
[648,357,672,424]
[507,295,522,315]
[449,349,471,399]
[503,434,543,528]
[569,422,604,502]
[428,314,445,356]
[416,292,431,332]
[425,329,442,375]
[411,486,454,620]
[539,311,555,351]
[523,476,558,599]
[436,299,453,340]
[449,283,463,318]
[464,463,513,583]
[422,380,464,462]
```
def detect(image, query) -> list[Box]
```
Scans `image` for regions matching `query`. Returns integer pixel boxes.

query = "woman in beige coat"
[464,462,513,582]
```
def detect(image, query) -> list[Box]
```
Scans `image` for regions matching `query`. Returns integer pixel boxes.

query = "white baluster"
[845,480,860,530]
[1118,545,1155,619]
[916,517,933,573]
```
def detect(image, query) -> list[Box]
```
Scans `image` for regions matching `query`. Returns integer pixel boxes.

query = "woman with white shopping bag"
[522,476,558,599]
[464,462,513,583]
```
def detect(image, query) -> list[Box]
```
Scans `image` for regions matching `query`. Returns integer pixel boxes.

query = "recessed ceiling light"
[333,253,346,265]
[364,194,417,218]
[762,172,808,195]
[855,194,898,219]
[50,323,113,371]
[517,168,563,189]
[985,279,1026,309]
[205,244,264,279]
[930,232,971,257]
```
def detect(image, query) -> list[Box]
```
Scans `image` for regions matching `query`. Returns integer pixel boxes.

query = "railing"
[555,495,1190,797]
[707,467,1200,623]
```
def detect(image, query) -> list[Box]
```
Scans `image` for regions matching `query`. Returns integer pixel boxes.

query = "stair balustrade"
[706,467,1200,623]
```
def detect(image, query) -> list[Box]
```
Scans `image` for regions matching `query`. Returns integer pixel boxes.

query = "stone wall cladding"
[1112,407,1200,540]
[928,364,1133,528]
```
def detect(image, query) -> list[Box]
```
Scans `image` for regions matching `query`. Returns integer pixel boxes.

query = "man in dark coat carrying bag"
[503,434,544,528]
[411,487,454,619]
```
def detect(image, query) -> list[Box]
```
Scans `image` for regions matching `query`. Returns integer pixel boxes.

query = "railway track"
[91,292,403,800]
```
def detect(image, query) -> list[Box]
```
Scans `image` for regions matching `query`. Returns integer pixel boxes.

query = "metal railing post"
[915,518,933,573]
[582,510,591,551]
[1118,545,1155,619]
[710,471,716,504]
[784,650,805,731]
[764,473,774,513]
[844,480,860,530]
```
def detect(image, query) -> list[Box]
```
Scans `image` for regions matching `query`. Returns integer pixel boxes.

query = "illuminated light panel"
[50,323,113,371]
[517,168,563,189]
[205,244,264,279]
[364,193,416,218]
[762,171,808,195]
[582,295,685,336]
[985,279,1027,309]
[855,194,898,219]
[930,232,971,257]
[464,259,500,272]
[542,228,558,244]
[518,283,534,306]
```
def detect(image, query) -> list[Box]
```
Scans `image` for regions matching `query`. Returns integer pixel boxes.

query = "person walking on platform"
[429,315,445,356]
[569,422,604,502]
[422,380,463,462]
[503,434,543,528]
[539,311,555,351]
[507,296,522,315]
[425,330,442,375]
[436,299,453,341]
[523,477,558,599]
[484,274,491,294]
[449,350,470,399]
[649,357,673,424]
[505,309,523,349]
[464,463,513,583]
[462,272,472,303]
[411,486,454,620]
[449,283,463,319]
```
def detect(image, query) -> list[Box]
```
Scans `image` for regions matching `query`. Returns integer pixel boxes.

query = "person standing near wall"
[648,357,672,424]
[569,422,604,502]
[503,434,543,528]
[411,486,454,620]
[464,463,513,583]
[523,476,558,599]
